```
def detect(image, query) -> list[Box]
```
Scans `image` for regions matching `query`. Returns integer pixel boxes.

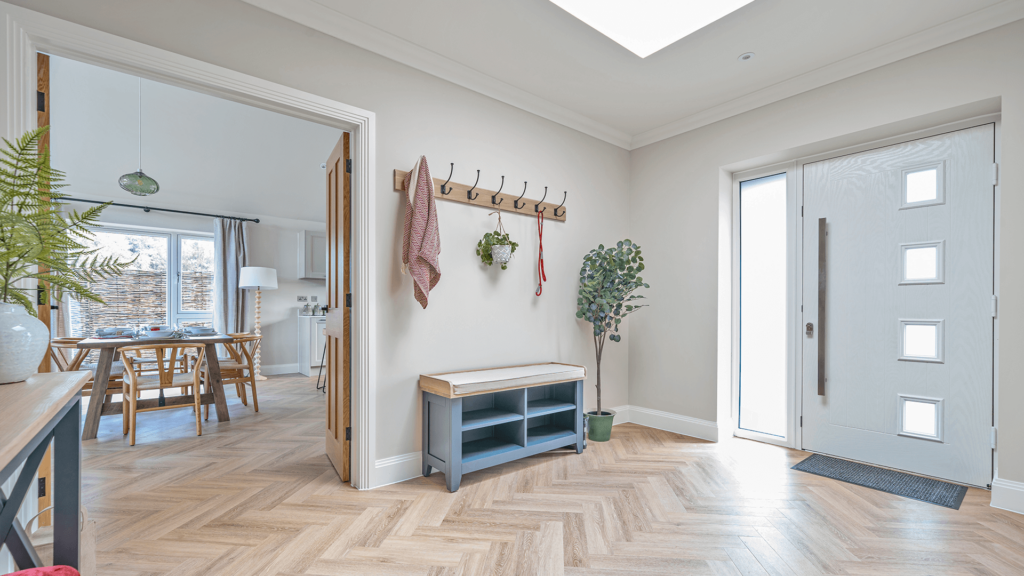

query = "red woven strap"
[535,210,546,296]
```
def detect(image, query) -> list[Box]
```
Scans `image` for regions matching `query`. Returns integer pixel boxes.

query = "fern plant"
[0,126,134,315]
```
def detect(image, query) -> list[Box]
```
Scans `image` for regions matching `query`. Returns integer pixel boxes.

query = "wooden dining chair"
[120,343,207,446]
[49,338,125,400]
[201,334,262,413]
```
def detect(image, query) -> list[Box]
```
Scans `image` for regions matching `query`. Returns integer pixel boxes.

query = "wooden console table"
[420,363,587,492]
[0,371,89,571]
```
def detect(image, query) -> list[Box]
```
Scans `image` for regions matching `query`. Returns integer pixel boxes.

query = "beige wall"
[11,0,631,466]
[628,21,1024,484]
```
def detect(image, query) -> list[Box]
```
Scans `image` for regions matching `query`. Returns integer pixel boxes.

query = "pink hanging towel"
[402,156,441,308]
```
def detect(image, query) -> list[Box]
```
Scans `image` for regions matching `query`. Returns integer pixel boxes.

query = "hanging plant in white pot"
[0,127,134,383]
[476,210,519,270]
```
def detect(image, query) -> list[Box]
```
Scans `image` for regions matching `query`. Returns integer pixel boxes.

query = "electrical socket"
[310,296,318,302]
[297,296,308,302]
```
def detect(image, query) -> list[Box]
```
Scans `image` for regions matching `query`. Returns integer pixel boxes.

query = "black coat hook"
[514,182,528,209]
[466,170,480,201]
[491,176,505,206]
[534,186,548,213]
[440,163,454,195]
[553,191,567,218]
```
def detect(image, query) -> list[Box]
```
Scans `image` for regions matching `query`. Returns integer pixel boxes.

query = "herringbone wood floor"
[80,375,1024,575]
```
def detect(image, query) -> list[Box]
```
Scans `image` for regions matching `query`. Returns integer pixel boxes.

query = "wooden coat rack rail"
[393,168,568,222]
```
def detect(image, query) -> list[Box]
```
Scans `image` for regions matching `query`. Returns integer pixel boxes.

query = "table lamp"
[239,266,278,381]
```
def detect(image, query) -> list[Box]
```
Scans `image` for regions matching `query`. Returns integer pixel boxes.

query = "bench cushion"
[420,363,586,398]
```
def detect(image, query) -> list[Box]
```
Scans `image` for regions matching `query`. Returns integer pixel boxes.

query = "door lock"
[806,322,814,337]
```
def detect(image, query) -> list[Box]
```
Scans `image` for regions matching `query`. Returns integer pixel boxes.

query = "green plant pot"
[586,410,616,442]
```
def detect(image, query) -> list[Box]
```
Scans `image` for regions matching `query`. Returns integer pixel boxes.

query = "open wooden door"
[36,51,54,528]
[325,133,351,482]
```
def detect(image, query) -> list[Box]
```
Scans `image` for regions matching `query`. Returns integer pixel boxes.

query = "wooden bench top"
[419,362,587,398]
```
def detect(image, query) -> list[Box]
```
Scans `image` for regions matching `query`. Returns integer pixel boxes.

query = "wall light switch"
[297,296,308,302]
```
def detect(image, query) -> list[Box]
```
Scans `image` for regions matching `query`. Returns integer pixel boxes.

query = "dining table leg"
[206,353,231,422]
[81,347,115,441]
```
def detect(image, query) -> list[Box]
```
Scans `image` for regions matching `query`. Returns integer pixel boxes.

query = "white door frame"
[731,113,1001,472]
[0,2,379,489]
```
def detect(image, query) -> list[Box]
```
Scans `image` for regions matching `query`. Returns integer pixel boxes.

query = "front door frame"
[730,113,1001,478]
[0,2,379,488]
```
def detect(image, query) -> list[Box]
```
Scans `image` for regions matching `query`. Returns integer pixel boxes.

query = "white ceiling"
[50,55,343,223]
[243,0,1024,149]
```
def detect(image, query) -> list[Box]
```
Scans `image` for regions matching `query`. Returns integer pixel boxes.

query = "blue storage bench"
[419,363,587,492]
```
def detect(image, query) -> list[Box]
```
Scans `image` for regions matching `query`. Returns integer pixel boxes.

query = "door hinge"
[346,293,352,308]
[801,206,804,217]
[38,477,45,498]
[992,295,998,318]
[800,416,803,428]
[345,427,351,441]
[992,427,997,449]
[346,159,352,174]
[993,163,999,186]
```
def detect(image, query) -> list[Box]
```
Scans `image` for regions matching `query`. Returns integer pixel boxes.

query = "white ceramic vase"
[0,302,49,384]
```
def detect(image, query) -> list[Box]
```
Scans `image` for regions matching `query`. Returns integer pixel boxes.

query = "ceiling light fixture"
[118,77,160,196]
[550,0,756,58]
[738,52,755,61]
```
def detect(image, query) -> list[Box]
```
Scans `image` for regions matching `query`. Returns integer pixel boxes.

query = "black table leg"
[52,397,81,568]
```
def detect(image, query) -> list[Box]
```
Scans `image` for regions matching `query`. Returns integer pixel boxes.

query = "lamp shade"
[239,266,278,290]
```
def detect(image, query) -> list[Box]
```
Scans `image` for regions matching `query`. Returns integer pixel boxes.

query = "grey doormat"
[792,453,968,510]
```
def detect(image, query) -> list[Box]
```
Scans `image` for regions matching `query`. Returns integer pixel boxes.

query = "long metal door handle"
[817,218,827,396]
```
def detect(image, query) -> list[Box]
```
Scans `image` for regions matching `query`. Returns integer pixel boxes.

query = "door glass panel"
[904,324,937,358]
[903,400,937,436]
[906,168,937,203]
[739,172,787,438]
[905,246,937,280]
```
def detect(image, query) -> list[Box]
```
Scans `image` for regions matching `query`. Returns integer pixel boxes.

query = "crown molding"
[629,0,1024,149]
[242,0,1024,152]
[240,0,632,149]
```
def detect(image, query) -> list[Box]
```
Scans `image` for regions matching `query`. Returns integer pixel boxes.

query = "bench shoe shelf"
[419,364,586,492]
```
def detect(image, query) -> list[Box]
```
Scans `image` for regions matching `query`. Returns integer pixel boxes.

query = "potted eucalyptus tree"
[576,239,649,441]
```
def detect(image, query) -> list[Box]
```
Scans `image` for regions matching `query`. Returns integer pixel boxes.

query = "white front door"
[802,124,995,487]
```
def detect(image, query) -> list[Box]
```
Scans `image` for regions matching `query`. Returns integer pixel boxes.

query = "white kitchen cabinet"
[297,314,327,376]
[298,230,327,280]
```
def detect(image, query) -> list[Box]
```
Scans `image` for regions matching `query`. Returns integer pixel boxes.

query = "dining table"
[76,333,234,441]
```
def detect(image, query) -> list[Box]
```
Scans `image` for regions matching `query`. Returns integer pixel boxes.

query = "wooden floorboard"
[80,375,1021,575]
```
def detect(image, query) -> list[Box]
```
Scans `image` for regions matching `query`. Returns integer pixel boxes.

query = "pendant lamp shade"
[119,170,159,196]
[120,77,159,196]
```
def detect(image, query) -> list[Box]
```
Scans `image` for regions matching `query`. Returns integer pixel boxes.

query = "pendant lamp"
[119,77,159,196]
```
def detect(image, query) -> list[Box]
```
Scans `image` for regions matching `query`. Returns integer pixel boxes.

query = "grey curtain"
[214,218,249,336]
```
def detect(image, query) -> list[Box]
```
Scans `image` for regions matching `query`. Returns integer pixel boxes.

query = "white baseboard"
[992,476,1024,515]
[608,405,631,424]
[609,405,719,442]
[260,363,299,376]
[374,452,422,488]
[370,406,719,490]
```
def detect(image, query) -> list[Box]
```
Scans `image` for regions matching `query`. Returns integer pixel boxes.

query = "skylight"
[551,0,756,58]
